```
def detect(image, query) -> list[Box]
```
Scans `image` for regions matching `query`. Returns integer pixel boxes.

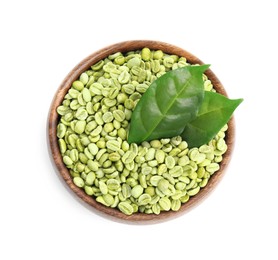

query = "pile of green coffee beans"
[56,48,228,215]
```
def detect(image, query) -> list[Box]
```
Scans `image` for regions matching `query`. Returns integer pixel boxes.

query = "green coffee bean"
[178,156,189,166]
[118,202,133,215]
[63,155,73,166]
[206,153,214,161]
[165,156,175,169]
[204,80,213,91]
[131,185,144,198]
[175,182,186,191]
[77,152,87,164]
[214,155,223,163]
[127,57,141,68]
[136,83,148,93]
[155,188,164,198]
[90,125,102,137]
[125,161,135,171]
[103,112,113,123]
[77,93,86,105]
[162,173,175,185]
[122,151,136,164]
[141,48,151,61]
[72,80,84,91]
[91,60,104,71]
[74,120,86,134]
[178,60,188,68]
[118,71,130,84]
[144,187,154,197]
[157,179,169,193]
[216,138,226,151]
[79,73,89,85]
[84,185,94,195]
[102,194,114,206]
[81,88,91,102]
[159,197,171,211]
[151,60,160,73]
[138,174,147,189]
[141,166,152,175]
[96,196,109,206]
[73,176,84,188]
[138,194,152,205]
[188,171,197,180]
[147,160,157,167]
[129,92,141,101]
[199,145,212,153]
[124,99,134,110]
[99,181,108,195]
[108,87,118,99]
[153,50,163,60]
[157,164,167,175]
[150,176,163,186]
[85,121,97,133]
[96,149,107,161]
[99,153,109,166]
[108,152,120,162]
[122,84,135,94]
[199,159,211,167]
[112,110,125,122]
[70,149,79,162]
[168,148,180,157]
[85,172,96,186]
[106,140,120,151]
[186,179,196,190]
[87,143,98,155]
[87,160,98,171]
[169,166,183,177]
[122,183,131,199]
[199,178,209,188]
[57,123,67,138]
[58,139,67,154]
[103,98,117,107]
[152,203,161,215]
[64,112,74,122]
[163,56,174,68]
[182,164,193,175]
[104,123,114,133]
[107,179,120,191]
[69,100,79,110]
[145,148,155,161]
[80,172,86,181]
[115,56,125,65]
[57,105,70,116]
[128,143,137,154]
[75,108,88,120]
[80,137,90,147]
[206,163,220,173]
[187,186,200,196]
[117,93,128,104]
[113,120,121,130]
[180,194,189,203]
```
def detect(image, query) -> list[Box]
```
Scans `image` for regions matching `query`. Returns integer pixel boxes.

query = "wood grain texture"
[48,40,235,223]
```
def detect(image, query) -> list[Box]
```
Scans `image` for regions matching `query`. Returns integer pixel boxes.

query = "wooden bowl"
[48,40,235,223]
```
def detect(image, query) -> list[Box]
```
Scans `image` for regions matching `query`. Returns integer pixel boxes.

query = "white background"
[1,0,277,259]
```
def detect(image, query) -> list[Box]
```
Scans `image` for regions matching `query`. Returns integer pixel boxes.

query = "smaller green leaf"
[181,91,243,148]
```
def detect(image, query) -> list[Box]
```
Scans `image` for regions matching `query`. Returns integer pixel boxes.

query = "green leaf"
[128,65,209,144]
[181,91,243,148]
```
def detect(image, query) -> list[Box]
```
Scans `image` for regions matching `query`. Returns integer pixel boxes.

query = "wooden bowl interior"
[48,40,234,223]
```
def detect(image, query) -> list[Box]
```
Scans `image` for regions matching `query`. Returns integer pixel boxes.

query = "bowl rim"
[48,40,235,223]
